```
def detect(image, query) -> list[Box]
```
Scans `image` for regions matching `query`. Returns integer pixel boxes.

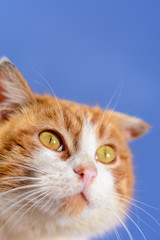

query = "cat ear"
[111,111,151,141]
[0,57,34,121]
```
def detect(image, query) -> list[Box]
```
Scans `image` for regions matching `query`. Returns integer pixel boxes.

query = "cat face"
[0,58,150,239]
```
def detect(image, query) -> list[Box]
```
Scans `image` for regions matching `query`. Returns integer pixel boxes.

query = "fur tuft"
[0,56,12,64]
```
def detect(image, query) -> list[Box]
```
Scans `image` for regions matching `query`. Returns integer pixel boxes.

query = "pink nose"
[74,167,97,190]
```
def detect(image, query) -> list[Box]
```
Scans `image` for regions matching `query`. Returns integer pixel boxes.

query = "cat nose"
[74,167,97,190]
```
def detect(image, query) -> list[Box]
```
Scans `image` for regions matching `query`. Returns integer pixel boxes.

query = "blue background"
[0,1,160,239]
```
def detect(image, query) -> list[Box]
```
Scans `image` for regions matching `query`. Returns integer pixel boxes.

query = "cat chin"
[59,193,88,217]
[0,196,125,240]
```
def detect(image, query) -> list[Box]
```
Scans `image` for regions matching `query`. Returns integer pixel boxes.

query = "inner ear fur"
[111,111,151,141]
[0,57,35,120]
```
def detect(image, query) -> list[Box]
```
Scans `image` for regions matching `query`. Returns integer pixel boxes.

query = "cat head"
[0,58,150,238]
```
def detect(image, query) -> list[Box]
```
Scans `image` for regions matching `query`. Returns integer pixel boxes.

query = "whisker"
[99,78,124,130]
[42,190,58,216]
[9,188,53,232]
[0,188,44,231]
[0,183,44,198]
[103,77,124,130]
[30,187,53,215]
[114,195,160,227]
[110,207,133,240]
[128,207,160,236]
[114,227,121,240]
[32,69,64,121]
[0,176,41,182]
[114,191,160,211]
[0,188,42,218]
[119,207,146,240]
[0,161,46,174]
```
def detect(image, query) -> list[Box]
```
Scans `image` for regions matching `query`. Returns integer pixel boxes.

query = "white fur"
[81,119,97,159]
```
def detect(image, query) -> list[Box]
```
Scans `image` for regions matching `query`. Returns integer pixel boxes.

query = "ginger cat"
[0,58,150,240]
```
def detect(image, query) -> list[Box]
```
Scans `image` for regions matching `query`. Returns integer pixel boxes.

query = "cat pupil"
[49,136,52,144]
[104,151,107,158]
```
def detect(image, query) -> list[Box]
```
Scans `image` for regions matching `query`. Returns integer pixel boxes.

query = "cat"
[0,57,150,240]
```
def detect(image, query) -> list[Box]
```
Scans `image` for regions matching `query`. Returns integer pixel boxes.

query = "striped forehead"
[80,119,98,158]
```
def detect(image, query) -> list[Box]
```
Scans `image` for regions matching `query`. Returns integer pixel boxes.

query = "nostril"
[74,168,86,177]
[80,172,84,177]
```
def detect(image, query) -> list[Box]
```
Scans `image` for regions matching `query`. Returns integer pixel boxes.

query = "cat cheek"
[32,150,82,196]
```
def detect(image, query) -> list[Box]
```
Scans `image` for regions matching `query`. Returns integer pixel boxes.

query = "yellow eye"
[96,145,116,163]
[39,131,63,151]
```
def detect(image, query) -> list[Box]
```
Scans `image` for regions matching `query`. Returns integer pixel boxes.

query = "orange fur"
[60,193,88,217]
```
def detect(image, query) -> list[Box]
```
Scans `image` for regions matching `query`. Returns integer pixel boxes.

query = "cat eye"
[96,145,116,164]
[39,131,63,151]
